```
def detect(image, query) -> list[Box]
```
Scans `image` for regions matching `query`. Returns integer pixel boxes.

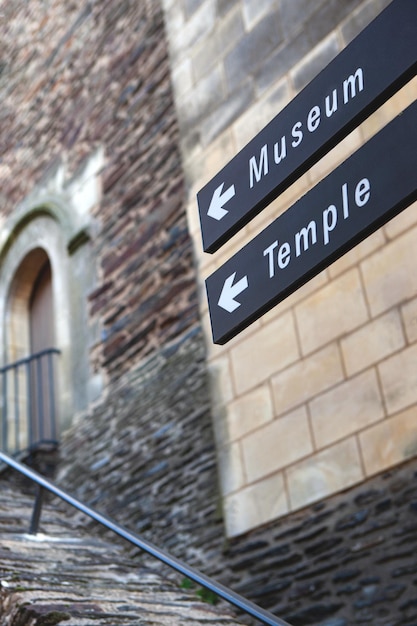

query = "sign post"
[206,102,417,344]
[198,0,417,253]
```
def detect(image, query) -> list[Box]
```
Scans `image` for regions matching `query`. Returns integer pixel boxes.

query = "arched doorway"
[0,197,100,452]
[1,249,59,452]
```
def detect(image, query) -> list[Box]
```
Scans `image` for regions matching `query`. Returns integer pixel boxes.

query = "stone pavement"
[0,484,245,626]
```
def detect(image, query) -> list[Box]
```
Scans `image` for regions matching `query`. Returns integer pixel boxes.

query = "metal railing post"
[47,351,57,442]
[29,485,45,535]
[1,370,8,452]
[13,365,19,452]
[26,359,33,448]
[36,355,44,442]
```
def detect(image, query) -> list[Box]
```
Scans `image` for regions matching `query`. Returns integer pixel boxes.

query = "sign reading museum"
[197,0,417,253]
[206,102,417,345]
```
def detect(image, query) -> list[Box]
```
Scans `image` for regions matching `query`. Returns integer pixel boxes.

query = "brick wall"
[162,0,417,536]
[0,0,198,384]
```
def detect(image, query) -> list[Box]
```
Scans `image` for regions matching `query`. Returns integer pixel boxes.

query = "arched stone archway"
[0,151,103,451]
[0,209,99,451]
[3,248,59,450]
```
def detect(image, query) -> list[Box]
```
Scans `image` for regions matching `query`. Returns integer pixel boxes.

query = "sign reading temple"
[197,0,417,254]
[205,102,417,344]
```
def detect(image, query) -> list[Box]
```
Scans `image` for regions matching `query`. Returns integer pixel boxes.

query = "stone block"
[195,64,225,122]
[279,0,324,40]
[360,406,417,476]
[384,202,417,240]
[177,89,201,137]
[295,269,368,356]
[271,343,344,417]
[228,385,274,442]
[233,77,291,149]
[217,0,237,18]
[256,30,312,95]
[231,310,299,395]
[171,57,193,102]
[208,354,235,407]
[217,441,246,496]
[184,0,206,19]
[247,173,310,237]
[161,2,186,59]
[308,127,362,185]
[329,229,385,279]
[192,5,244,83]
[224,472,288,537]
[187,127,235,191]
[361,76,417,142]
[378,343,417,415]
[361,225,417,317]
[186,198,201,238]
[261,268,329,325]
[305,0,363,50]
[191,30,221,82]
[224,10,283,93]
[401,296,417,345]
[341,0,392,45]
[242,0,278,30]
[176,0,217,58]
[286,437,363,510]
[242,406,313,482]
[291,34,339,93]
[201,81,255,146]
[341,309,405,377]
[309,368,385,449]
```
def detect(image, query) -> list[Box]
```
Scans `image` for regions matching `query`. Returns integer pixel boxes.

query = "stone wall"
[58,328,225,571]
[162,0,417,535]
[225,456,417,625]
[57,370,417,626]
[0,0,198,386]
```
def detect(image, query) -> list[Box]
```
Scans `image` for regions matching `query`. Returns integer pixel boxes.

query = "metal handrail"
[0,348,61,373]
[0,450,291,626]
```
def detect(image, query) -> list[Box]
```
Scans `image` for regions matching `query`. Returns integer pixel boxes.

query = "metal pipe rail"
[0,348,61,373]
[0,450,291,626]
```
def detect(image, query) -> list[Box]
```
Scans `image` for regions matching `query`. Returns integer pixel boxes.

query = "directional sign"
[198,0,417,253]
[206,100,417,344]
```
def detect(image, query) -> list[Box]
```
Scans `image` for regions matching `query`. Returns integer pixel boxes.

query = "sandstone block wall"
[163,0,417,536]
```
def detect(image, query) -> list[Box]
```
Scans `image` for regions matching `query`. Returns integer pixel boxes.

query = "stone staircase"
[0,484,245,626]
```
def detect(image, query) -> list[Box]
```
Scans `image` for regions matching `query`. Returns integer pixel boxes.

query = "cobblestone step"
[0,486,244,626]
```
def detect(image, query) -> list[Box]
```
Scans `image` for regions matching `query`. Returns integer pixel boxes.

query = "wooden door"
[29,261,56,444]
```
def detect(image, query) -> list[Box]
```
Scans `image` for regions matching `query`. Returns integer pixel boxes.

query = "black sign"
[206,101,417,344]
[198,0,417,253]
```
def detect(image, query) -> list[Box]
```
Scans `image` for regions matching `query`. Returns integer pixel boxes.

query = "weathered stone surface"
[0,485,244,626]
[58,329,225,573]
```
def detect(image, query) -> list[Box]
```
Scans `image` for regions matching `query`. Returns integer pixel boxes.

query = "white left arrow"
[218,272,249,313]
[207,182,235,220]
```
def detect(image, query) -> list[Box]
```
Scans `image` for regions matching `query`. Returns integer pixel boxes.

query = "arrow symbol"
[207,182,236,220]
[218,272,249,313]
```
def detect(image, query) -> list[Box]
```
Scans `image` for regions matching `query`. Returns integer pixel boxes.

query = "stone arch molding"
[0,149,103,433]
